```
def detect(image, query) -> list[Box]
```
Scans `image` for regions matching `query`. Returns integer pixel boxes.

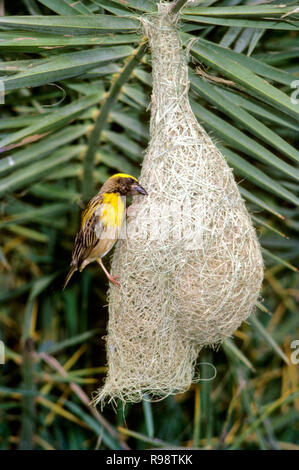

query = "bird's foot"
[108,274,120,288]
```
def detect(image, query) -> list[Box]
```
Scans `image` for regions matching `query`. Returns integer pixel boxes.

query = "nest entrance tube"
[94,4,263,407]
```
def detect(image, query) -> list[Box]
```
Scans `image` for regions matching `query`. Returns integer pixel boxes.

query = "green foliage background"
[0,0,298,450]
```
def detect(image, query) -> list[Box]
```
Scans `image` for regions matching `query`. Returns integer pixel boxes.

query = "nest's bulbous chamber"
[95,4,263,405]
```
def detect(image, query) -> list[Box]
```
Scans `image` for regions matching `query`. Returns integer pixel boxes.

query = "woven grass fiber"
[94,2,264,406]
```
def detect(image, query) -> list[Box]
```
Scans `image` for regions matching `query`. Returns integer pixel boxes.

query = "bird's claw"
[108,274,120,288]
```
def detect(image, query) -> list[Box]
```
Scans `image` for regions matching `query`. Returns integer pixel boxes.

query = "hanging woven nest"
[94,2,263,406]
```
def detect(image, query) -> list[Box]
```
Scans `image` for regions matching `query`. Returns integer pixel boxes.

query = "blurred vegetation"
[0,0,298,451]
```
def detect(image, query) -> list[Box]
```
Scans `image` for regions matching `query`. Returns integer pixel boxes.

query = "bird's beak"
[131,183,148,196]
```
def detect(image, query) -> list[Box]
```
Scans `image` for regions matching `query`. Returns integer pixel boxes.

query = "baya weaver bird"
[63,173,147,289]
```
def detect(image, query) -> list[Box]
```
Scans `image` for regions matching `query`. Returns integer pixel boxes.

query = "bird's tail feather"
[63,265,77,290]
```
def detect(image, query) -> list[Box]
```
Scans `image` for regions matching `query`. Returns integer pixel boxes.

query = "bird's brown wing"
[71,195,104,268]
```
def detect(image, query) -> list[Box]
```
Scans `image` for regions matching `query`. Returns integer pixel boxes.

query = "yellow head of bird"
[102,173,148,197]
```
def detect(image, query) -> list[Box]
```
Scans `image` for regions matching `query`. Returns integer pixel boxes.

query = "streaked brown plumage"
[63,173,147,289]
